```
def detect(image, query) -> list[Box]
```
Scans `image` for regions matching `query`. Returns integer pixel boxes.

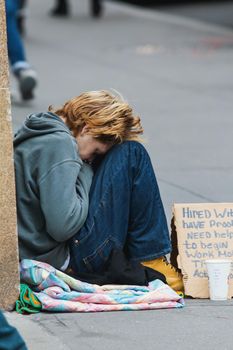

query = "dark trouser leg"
[50,0,70,16]
[90,0,102,17]
[70,141,171,273]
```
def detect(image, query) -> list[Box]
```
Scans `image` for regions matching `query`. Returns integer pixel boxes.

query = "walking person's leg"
[6,0,26,67]
[70,141,183,290]
[50,0,70,16]
[16,0,28,36]
[5,0,37,100]
[90,0,102,17]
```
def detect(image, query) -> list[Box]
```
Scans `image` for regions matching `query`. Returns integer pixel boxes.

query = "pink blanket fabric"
[20,259,184,312]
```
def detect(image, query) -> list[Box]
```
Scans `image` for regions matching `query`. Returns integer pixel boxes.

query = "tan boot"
[142,257,184,292]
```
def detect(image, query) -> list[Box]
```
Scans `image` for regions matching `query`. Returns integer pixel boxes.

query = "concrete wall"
[0,0,20,310]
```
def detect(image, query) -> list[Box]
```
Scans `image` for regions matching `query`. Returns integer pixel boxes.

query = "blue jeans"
[5,0,27,69]
[70,141,171,273]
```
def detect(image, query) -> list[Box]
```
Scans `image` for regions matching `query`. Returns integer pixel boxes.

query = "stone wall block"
[0,0,9,88]
[0,0,20,310]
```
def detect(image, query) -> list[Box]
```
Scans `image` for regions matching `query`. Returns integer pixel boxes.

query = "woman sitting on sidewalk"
[14,90,183,291]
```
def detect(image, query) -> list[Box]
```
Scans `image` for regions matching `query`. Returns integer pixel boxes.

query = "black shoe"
[15,68,37,101]
[90,0,102,18]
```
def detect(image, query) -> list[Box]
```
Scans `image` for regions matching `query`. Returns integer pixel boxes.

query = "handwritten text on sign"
[181,206,233,279]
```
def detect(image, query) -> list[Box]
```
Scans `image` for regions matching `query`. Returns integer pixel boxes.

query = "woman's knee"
[94,141,151,182]
[106,141,147,162]
[118,141,152,170]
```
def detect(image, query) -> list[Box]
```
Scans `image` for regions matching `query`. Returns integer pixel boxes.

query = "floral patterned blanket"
[20,259,184,312]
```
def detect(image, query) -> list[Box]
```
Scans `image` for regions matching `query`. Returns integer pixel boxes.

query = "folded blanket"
[19,259,184,312]
[16,284,42,314]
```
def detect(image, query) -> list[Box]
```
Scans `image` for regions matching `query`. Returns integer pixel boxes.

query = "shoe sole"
[19,75,37,100]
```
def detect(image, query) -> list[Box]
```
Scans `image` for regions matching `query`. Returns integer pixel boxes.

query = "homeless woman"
[14,90,183,291]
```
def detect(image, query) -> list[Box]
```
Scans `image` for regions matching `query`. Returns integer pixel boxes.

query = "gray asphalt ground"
[5,0,233,349]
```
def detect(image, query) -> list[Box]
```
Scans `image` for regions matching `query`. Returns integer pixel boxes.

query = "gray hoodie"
[14,112,93,269]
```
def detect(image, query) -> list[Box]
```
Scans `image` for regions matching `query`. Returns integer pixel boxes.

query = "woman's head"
[49,90,143,162]
[49,90,143,144]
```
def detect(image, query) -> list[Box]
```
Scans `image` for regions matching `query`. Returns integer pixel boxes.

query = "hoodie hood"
[14,112,71,146]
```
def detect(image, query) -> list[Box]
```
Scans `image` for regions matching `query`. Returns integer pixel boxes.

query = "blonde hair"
[48,90,143,144]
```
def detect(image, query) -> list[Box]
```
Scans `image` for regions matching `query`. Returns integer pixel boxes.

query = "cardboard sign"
[172,203,233,298]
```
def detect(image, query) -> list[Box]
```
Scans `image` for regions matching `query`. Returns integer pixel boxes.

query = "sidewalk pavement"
[5,299,233,350]
[8,0,233,349]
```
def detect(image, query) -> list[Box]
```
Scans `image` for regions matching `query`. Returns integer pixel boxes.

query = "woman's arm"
[39,160,93,242]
